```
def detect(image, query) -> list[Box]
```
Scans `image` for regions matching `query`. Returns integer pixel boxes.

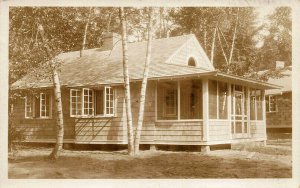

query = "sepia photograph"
[1,0,299,187]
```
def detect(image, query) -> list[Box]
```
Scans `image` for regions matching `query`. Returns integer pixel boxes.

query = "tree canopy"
[9,6,292,84]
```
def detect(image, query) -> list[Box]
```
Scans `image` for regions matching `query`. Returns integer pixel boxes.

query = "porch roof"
[213,72,281,90]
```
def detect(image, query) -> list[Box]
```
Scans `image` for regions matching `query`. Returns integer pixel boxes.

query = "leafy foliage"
[254,7,292,71]
[169,7,259,75]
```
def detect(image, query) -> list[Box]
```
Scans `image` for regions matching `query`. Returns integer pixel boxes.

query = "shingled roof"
[265,67,292,95]
[11,34,215,89]
[11,33,280,90]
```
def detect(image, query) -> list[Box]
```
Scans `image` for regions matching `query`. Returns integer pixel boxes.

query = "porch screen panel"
[256,90,263,120]
[218,81,227,119]
[157,81,178,120]
[208,80,217,119]
[250,90,256,120]
[180,79,202,119]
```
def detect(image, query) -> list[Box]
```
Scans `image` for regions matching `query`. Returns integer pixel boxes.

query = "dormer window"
[188,57,196,67]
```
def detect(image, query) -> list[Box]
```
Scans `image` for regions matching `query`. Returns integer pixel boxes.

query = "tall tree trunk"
[217,27,229,67]
[204,26,207,51]
[119,7,134,156]
[210,25,217,65]
[228,9,239,69]
[134,8,154,155]
[37,24,64,160]
[80,7,93,57]
[159,7,163,38]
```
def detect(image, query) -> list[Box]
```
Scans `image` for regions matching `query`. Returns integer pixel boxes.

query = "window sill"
[266,111,278,114]
[156,119,203,123]
[70,115,116,119]
[24,117,52,120]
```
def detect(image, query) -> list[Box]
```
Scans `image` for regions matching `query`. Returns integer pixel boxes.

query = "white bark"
[210,25,217,65]
[228,9,239,67]
[134,8,154,154]
[119,7,134,156]
[217,27,229,66]
[37,24,64,160]
[80,7,93,57]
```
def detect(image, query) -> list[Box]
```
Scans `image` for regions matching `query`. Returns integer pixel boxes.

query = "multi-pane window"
[266,95,277,112]
[25,95,33,118]
[83,88,94,115]
[40,93,51,118]
[70,89,82,116]
[70,87,115,117]
[105,87,114,115]
[24,92,52,118]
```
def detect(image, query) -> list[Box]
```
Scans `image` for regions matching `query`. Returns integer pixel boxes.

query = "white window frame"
[266,95,278,113]
[105,86,115,116]
[70,89,82,117]
[70,87,115,118]
[82,88,94,116]
[25,95,33,118]
[40,93,51,118]
[24,92,52,119]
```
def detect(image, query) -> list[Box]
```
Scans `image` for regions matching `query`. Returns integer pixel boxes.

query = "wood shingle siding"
[167,35,213,70]
[250,121,266,138]
[154,121,203,144]
[266,93,292,128]
[13,89,75,141]
[208,120,231,141]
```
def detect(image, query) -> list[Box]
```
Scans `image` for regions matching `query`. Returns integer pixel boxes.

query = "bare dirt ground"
[8,135,291,179]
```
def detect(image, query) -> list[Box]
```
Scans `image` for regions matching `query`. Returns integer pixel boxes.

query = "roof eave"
[215,72,282,90]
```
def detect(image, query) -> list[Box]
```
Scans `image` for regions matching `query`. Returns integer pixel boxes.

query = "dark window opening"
[188,57,196,66]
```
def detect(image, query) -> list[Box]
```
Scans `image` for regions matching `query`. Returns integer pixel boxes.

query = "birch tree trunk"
[210,25,217,65]
[228,9,239,70]
[217,27,229,66]
[119,7,134,156]
[134,8,154,155]
[80,7,92,57]
[37,24,64,160]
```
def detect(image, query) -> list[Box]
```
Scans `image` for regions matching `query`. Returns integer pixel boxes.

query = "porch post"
[227,83,232,139]
[247,87,251,136]
[262,90,267,140]
[202,78,209,141]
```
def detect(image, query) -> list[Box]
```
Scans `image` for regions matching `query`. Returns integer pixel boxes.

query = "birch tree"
[119,7,134,156]
[134,8,154,154]
[36,24,64,160]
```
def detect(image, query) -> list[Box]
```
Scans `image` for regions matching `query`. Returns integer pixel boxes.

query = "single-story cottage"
[11,33,280,150]
[263,63,292,132]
